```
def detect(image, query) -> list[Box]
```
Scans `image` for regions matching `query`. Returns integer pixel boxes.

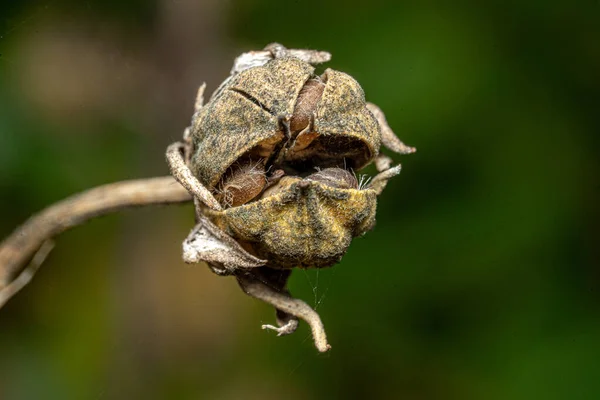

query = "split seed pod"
[187,55,396,268]
[167,44,415,351]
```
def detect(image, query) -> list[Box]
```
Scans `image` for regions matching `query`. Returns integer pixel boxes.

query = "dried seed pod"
[179,48,413,268]
[171,46,417,269]
[167,44,416,352]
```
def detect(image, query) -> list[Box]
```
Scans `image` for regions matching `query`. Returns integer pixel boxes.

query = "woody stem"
[0,176,192,308]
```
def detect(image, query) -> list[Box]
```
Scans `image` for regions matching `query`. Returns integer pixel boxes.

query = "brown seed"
[216,160,267,208]
[305,168,358,189]
[289,78,325,133]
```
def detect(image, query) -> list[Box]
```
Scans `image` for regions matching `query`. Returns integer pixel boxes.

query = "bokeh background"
[1,0,599,399]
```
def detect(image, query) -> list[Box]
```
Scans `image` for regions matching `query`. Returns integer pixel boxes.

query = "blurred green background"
[1,0,598,399]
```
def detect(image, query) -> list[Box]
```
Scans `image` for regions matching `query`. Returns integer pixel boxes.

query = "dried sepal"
[182,215,266,272]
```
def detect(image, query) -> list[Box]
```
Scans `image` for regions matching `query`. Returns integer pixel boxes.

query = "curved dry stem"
[166,142,222,211]
[236,273,331,352]
[366,102,416,155]
[0,176,192,307]
[0,240,54,308]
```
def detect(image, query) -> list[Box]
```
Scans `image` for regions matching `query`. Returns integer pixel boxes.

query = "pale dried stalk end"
[194,83,207,113]
[231,43,332,75]
[262,318,299,336]
[375,153,393,172]
[368,164,403,195]
[0,241,54,308]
